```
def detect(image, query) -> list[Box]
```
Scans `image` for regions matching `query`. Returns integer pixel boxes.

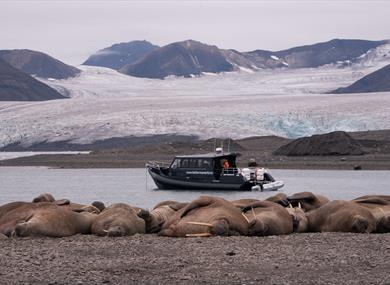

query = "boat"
[146,148,284,191]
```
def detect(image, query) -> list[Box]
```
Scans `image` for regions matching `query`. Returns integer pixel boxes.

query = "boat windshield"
[171,158,213,169]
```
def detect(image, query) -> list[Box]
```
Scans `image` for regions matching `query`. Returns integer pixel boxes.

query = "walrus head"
[351,215,370,233]
[376,214,390,233]
[32,193,55,203]
[92,201,106,212]
[248,219,268,236]
[137,209,162,233]
[106,226,126,237]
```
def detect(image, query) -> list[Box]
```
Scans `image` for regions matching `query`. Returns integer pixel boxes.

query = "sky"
[1,0,390,65]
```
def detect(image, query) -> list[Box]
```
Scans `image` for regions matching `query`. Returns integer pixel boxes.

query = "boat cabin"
[164,152,240,182]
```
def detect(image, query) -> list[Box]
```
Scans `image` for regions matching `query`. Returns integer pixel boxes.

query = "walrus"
[287,192,329,211]
[0,201,29,220]
[285,204,309,233]
[14,208,96,237]
[352,195,390,233]
[0,202,96,237]
[91,203,145,237]
[32,193,102,213]
[265,193,289,207]
[306,200,377,233]
[0,202,56,236]
[138,201,188,233]
[241,200,294,236]
[32,193,55,203]
[160,196,249,237]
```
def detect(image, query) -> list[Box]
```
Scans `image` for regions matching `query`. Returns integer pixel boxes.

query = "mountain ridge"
[0,49,80,80]
[83,38,389,79]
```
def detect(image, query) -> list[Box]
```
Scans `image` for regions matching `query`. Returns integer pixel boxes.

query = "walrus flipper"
[287,192,316,202]
[180,197,213,218]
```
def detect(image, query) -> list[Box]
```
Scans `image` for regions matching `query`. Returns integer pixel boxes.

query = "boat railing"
[222,168,240,175]
[146,160,170,168]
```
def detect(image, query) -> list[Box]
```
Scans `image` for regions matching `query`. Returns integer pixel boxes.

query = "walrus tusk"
[251,207,257,219]
[242,212,250,224]
[298,202,302,209]
[186,222,213,227]
[103,229,108,233]
[379,207,386,217]
[288,203,293,208]
[185,233,212,237]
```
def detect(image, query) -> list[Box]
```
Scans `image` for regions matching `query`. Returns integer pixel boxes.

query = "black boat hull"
[147,167,253,190]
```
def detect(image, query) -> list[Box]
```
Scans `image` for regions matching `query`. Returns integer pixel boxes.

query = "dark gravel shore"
[1,233,390,284]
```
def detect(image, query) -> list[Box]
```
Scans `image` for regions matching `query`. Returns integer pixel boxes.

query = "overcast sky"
[1,0,389,65]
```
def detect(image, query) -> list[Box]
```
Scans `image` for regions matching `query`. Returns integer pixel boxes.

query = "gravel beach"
[1,233,390,284]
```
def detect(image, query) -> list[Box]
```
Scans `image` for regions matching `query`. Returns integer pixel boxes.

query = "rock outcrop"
[0,49,80,79]
[0,59,66,101]
[273,131,365,156]
[331,63,390,93]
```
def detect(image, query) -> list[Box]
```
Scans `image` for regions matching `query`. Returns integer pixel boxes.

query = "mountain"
[244,39,388,68]
[331,63,390,93]
[273,131,365,156]
[82,40,159,70]
[0,58,66,101]
[0,49,80,79]
[119,40,235,79]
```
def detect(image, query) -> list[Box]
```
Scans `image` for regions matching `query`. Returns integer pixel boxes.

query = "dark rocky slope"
[82,40,159,70]
[0,49,80,79]
[273,131,365,156]
[0,59,66,101]
[119,40,235,79]
[332,63,390,93]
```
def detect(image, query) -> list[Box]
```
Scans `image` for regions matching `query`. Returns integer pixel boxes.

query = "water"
[0,151,90,161]
[0,167,389,209]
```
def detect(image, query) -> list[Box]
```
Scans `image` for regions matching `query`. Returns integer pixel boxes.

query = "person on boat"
[223,159,230,170]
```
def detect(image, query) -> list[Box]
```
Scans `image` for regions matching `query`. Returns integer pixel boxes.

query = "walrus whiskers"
[185,233,212,237]
[242,212,250,224]
[186,221,213,227]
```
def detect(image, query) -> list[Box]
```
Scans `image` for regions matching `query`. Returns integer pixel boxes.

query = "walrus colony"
[0,192,389,239]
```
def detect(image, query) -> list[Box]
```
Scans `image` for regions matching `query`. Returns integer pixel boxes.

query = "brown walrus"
[306,200,377,233]
[139,200,188,233]
[241,200,294,236]
[91,203,145,237]
[32,193,102,214]
[0,201,29,220]
[14,208,96,237]
[352,195,390,233]
[287,192,329,211]
[0,202,56,236]
[0,202,96,237]
[32,193,55,203]
[160,196,249,237]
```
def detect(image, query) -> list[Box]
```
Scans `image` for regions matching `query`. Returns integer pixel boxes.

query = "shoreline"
[1,233,389,284]
[0,130,389,170]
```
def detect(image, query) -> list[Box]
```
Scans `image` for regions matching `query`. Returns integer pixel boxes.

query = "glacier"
[1,44,390,148]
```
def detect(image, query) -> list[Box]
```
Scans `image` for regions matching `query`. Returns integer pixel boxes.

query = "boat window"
[170,158,180,169]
